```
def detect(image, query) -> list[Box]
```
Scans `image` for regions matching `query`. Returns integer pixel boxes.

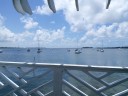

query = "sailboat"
[27,48,30,52]
[75,40,81,54]
[37,48,41,53]
[37,37,42,53]
[75,49,81,54]
[67,48,70,52]
[100,40,104,52]
[100,48,104,52]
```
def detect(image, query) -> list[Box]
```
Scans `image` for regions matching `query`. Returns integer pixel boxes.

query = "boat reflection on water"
[0,50,3,53]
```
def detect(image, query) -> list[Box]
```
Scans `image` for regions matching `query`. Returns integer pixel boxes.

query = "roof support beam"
[12,0,26,15]
[75,0,79,11]
[106,0,111,9]
[20,0,32,15]
[47,0,56,13]
[12,0,32,15]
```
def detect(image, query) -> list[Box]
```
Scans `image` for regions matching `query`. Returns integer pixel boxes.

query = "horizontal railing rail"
[0,61,128,72]
[0,61,128,96]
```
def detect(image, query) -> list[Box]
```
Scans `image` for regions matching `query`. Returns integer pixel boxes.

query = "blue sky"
[0,0,128,48]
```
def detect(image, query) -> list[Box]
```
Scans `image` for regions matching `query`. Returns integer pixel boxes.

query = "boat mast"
[37,36,40,50]
[101,40,103,48]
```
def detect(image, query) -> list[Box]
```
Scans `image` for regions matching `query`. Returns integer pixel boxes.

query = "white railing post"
[53,66,63,96]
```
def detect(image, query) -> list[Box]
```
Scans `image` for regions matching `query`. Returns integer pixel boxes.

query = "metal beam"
[106,0,111,9]
[12,0,26,15]
[12,0,32,15]
[47,0,56,13]
[0,72,28,95]
[75,0,79,11]
[20,0,32,15]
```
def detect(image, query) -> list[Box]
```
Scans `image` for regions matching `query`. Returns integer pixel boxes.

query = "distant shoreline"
[0,47,128,49]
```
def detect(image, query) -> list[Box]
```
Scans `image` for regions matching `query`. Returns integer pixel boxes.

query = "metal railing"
[0,61,128,96]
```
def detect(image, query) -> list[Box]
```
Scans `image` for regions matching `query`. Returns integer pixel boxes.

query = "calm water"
[0,48,128,67]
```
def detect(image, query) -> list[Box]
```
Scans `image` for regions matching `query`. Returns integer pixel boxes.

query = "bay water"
[0,48,128,67]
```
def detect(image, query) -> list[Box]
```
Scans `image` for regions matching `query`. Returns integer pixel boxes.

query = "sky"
[0,0,128,48]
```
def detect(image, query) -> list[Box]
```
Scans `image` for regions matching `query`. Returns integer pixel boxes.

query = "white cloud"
[1,0,128,47]
[0,14,70,47]
[0,26,33,43]
[34,5,52,15]
[0,14,33,45]
[33,0,128,47]
[50,21,55,24]
[20,17,38,30]
[0,15,17,42]
[34,26,65,44]
[80,22,128,47]
[33,0,53,15]
[0,14,67,47]
[0,14,5,26]
[34,0,128,31]
[0,26,16,42]
[61,0,128,32]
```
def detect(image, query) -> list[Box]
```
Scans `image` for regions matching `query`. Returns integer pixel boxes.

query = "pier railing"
[0,61,128,96]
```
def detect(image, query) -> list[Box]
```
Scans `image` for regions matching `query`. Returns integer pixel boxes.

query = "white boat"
[100,40,104,52]
[75,49,81,54]
[75,40,82,54]
[97,48,104,52]
[100,49,104,52]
